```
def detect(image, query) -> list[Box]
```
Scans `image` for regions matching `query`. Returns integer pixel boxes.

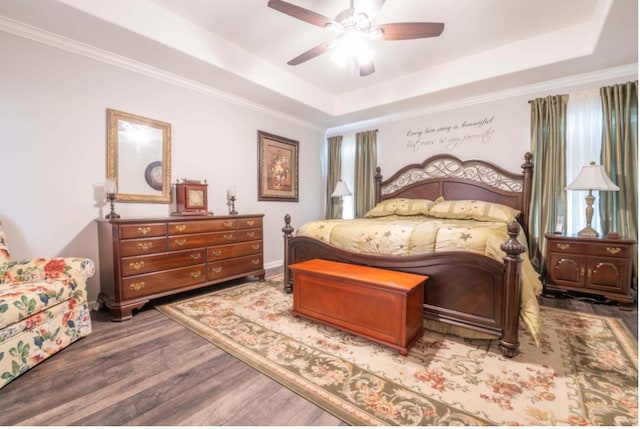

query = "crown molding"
[0,15,325,132]
[1,14,635,137]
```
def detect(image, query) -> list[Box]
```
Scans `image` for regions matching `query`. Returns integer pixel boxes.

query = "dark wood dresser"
[96,214,265,321]
[544,233,636,309]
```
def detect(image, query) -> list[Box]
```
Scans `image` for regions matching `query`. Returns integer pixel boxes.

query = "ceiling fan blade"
[287,40,333,66]
[268,0,334,28]
[374,22,444,40]
[359,60,375,77]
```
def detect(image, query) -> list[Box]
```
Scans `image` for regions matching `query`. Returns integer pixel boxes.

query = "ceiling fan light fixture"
[369,27,384,39]
[325,22,343,34]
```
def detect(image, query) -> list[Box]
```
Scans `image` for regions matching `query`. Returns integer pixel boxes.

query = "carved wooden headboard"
[374,153,534,234]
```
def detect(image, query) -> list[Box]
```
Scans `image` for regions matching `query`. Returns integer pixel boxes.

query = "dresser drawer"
[121,248,206,276]
[207,254,263,280]
[168,231,237,250]
[237,228,262,242]
[168,219,236,235]
[207,241,263,262]
[548,240,630,258]
[238,217,262,229]
[120,237,167,256]
[122,264,207,300]
[119,223,167,239]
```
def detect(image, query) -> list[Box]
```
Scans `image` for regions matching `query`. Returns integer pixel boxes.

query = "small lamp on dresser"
[566,161,619,237]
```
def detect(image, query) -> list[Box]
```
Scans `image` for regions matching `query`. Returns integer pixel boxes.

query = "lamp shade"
[331,180,352,197]
[566,163,619,191]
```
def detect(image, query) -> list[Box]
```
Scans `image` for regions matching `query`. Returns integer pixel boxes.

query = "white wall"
[334,69,637,178]
[0,31,325,303]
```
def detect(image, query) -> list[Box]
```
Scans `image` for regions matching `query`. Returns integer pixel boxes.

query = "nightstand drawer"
[549,240,630,258]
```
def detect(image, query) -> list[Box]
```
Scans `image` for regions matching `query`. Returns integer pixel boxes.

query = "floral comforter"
[295,215,542,344]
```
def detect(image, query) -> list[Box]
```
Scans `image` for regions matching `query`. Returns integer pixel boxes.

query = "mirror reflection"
[106,109,171,203]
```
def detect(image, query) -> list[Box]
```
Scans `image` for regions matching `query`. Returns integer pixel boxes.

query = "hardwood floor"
[0,278,636,426]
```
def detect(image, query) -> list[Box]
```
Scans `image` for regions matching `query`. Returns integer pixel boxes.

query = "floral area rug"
[157,278,638,426]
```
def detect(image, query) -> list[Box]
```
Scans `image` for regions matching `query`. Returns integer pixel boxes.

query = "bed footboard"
[281,214,526,357]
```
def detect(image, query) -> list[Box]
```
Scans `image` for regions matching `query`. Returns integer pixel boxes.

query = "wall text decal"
[404,115,496,152]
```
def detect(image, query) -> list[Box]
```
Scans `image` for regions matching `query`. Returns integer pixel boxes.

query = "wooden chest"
[96,215,264,321]
[288,259,427,355]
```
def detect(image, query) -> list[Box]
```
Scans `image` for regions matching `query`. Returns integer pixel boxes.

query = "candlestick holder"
[104,178,120,219]
[105,193,120,219]
[228,195,238,215]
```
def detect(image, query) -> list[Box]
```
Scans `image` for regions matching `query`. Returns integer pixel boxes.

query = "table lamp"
[331,180,352,199]
[331,180,352,219]
[566,161,619,237]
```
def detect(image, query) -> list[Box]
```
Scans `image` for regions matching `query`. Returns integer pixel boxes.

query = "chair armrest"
[0,258,95,286]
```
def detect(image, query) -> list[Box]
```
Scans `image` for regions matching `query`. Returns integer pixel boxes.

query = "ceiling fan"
[267,0,444,77]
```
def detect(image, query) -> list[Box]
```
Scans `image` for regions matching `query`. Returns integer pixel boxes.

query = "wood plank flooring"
[0,279,636,426]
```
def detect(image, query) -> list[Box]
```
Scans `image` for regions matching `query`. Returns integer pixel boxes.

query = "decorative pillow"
[428,199,519,223]
[365,198,435,218]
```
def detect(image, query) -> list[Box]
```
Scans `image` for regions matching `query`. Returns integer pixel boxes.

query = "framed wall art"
[257,130,299,202]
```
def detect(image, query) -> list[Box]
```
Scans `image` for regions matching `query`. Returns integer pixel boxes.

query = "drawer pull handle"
[175,225,187,232]
[251,258,260,265]
[246,220,255,226]
[211,250,222,256]
[190,271,202,278]
[224,234,234,241]
[587,268,592,279]
[580,267,585,278]
[138,242,153,250]
[211,266,222,273]
[129,261,145,271]
[251,244,260,250]
[606,247,621,255]
[137,227,151,235]
[556,243,570,250]
[224,221,233,228]
[175,239,187,246]
[246,232,255,238]
[130,282,145,291]
[190,253,201,260]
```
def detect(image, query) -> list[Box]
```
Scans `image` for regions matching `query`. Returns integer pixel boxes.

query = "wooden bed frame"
[282,153,534,357]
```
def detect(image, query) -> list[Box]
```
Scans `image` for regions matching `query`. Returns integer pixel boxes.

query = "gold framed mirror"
[106,109,171,203]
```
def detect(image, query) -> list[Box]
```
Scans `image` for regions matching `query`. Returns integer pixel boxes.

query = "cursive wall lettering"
[404,115,496,152]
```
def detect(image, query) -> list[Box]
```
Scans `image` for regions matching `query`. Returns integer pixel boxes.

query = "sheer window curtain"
[341,135,356,219]
[354,130,378,218]
[566,90,603,235]
[529,95,568,272]
[325,135,343,219]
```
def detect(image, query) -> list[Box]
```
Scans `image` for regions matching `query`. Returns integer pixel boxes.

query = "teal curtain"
[354,130,378,218]
[325,135,343,219]
[529,95,569,272]
[599,81,638,290]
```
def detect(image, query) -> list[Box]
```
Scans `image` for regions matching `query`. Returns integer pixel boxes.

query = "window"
[566,89,603,235]
[340,133,356,219]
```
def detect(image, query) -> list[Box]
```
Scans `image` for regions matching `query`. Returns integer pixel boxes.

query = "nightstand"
[544,234,636,309]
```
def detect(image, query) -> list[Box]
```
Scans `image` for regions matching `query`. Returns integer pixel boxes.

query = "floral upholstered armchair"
[0,220,94,389]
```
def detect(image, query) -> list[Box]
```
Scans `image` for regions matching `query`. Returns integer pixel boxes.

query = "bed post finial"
[282,214,294,294]
[374,166,383,204]
[520,152,533,241]
[499,221,526,357]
